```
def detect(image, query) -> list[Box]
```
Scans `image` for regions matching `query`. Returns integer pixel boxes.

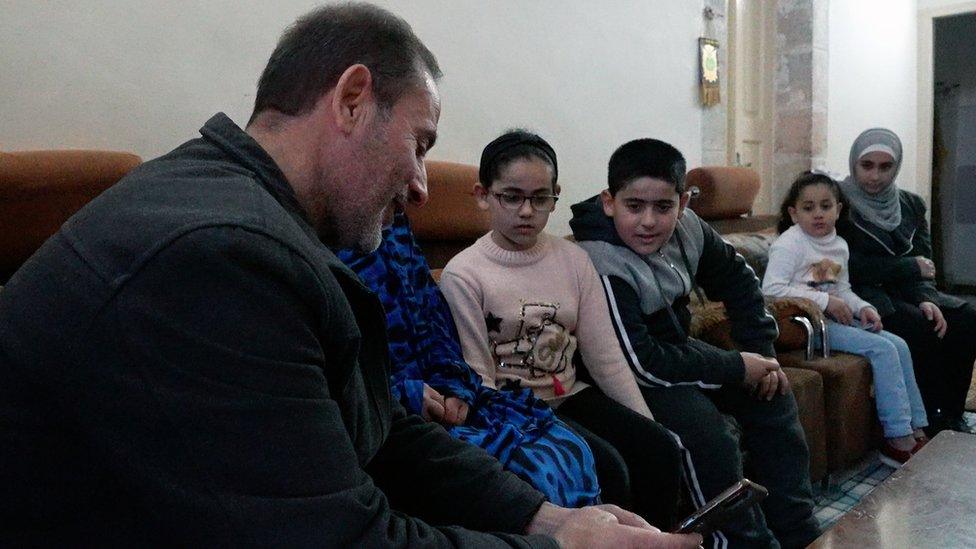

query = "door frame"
[916,1,976,207]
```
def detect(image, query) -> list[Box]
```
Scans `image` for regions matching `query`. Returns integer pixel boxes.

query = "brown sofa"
[0,151,876,486]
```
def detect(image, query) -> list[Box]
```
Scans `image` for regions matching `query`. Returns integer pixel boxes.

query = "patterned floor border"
[812,411,976,531]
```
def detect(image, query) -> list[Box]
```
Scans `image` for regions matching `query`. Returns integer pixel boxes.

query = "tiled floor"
[812,411,976,531]
[813,457,894,530]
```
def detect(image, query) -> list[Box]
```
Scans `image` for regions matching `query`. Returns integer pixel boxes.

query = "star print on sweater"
[485,312,503,333]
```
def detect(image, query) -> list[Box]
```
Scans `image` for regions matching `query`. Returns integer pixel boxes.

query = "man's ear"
[473,183,490,210]
[676,190,691,218]
[331,64,375,134]
[600,189,615,217]
[553,183,562,196]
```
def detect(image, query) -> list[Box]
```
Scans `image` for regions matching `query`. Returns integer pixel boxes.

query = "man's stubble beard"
[306,172,386,253]
[312,119,392,253]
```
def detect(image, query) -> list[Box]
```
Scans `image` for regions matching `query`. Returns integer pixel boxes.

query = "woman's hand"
[919,302,947,338]
[916,256,936,280]
[859,307,883,332]
[826,296,854,325]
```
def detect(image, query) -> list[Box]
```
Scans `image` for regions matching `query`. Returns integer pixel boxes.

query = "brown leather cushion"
[779,350,877,471]
[407,161,489,241]
[0,149,142,281]
[687,166,761,221]
[784,367,828,483]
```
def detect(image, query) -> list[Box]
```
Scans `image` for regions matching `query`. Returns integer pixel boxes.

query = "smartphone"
[674,479,768,535]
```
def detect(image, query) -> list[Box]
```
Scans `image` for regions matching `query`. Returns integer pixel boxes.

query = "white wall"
[0,1,707,235]
[825,0,919,193]
[919,0,974,9]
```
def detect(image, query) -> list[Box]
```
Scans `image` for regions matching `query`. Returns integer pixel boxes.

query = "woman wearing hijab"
[838,127,976,435]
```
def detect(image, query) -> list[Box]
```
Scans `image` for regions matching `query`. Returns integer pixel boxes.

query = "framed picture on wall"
[699,37,720,106]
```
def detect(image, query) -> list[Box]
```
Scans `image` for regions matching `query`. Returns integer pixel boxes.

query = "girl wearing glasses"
[440,129,684,529]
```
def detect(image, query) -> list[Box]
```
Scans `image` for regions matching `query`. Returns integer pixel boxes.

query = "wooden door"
[727,0,775,214]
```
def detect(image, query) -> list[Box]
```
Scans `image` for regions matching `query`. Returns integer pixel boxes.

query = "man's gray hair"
[249,2,441,124]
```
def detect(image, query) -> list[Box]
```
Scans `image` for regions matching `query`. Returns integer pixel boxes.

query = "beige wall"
[0,0,711,235]
[824,0,918,193]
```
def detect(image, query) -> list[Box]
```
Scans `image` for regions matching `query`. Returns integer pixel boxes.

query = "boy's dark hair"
[777,171,846,233]
[479,129,558,190]
[248,2,441,125]
[607,138,686,196]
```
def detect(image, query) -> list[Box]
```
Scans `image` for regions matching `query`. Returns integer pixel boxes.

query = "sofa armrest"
[690,296,827,356]
[767,297,829,358]
[766,296,824,326]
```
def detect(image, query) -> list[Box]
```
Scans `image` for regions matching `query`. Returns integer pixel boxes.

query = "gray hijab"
[839,128,903,232]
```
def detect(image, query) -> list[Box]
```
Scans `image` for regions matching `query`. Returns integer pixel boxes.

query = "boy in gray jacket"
[569,138,819,549]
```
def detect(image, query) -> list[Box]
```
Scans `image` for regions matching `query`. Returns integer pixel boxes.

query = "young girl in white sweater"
[439,129,682,528]
[762,172,928,467]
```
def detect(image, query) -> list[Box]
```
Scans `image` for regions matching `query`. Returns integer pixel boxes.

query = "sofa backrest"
[721,231,778,282]
[0,149,142,282]
[407,160,489,269]
[687,166,777,234]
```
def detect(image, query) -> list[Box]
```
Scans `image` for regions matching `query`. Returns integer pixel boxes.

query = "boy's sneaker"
[879,441,915,468]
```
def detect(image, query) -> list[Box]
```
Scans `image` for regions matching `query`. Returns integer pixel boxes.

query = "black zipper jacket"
[0,114,552,548]
[838,189,966,317]
[569,195,777,388]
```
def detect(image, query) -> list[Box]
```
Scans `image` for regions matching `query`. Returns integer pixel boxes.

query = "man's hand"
[859,306,883,332]
[919,301,947,338]
[741,352,780,388]
[916,256,936,280]
[526,502,703,549]
[825,296,853,325]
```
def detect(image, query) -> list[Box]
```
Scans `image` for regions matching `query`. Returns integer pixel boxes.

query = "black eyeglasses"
[490,192,559,212]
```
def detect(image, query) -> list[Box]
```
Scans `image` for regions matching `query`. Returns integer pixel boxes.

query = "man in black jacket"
[570,139,819,549]
[0,5,701,548]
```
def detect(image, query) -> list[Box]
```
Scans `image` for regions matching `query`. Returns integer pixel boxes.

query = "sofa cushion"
[778,351,877,471]
[783,366,828,483]
[721,231,778,281]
